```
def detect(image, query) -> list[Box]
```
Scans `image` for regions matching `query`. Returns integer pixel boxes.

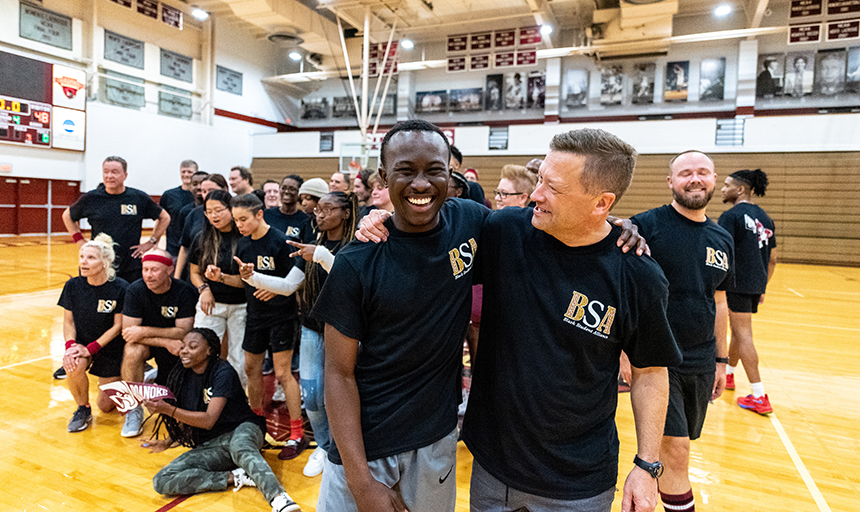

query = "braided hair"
[151,327,222,448]
[729,169,769,197]
[302,192,359,311]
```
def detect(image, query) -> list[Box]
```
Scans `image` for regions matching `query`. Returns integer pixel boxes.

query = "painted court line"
[0,354,52,371]
[787,287,804,298]
[770,413,832,512]
[154,495,190,512]
[756,319,860,332]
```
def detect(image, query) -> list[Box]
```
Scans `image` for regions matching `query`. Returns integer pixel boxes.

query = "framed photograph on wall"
[600,65,623,105]
[563,69,589,109]
[300,98,329,119]
[415,90,448,113]
[527,71,546,109]
[814,49,847,95]
[504,72,526,109]
[784,51,815,96]
[847,46,860,93]
[756,54,784,97]
[449,88,483,112]
[631,63,655,104]
[700,57,726,101]
[485,74,503,110]
[665,60,689,102]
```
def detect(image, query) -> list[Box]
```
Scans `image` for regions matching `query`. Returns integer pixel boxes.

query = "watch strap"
[633,455,663,478]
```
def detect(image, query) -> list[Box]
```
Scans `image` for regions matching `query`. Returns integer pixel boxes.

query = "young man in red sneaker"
[719,169,777,414]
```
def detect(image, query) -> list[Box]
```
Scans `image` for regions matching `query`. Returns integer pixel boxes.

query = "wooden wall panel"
[252,151,860,267]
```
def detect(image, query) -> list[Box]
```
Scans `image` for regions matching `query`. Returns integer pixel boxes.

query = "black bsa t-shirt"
[263,208,314,244]
[57,276,129,361]
[462,207,681,501]
[235,227,298,327]
[311,198,489,465]
[718,203,776,295]
[69,186,163,274]
[174,359,267,446]
[632,204,735,373]
[187,231,246,304]
[159,186,194,256]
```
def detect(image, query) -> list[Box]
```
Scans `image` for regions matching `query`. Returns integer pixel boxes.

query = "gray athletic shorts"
[470,460,615,512]
[316,427,458,512]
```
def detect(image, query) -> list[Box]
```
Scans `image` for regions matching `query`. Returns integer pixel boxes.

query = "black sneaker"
[53,366,67,379]
[68,405,92,432]
[262,354,274,375]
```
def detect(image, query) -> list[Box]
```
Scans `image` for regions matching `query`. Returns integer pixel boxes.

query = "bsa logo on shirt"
[161,306,178,318]
[257,256,276,271]
[285,226,300,238]
[97,299,117,313]
[705,247,729,271]
[563,291,616,339]
[121,204,138,215]
[448,238,478,280]
[203,386,213,404]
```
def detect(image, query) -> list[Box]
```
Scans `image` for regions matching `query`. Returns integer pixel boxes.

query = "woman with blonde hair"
[59,233,128,432]
[494,164,537,209]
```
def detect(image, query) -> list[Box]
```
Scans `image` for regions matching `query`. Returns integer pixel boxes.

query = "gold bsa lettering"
[705,247,729,270]
[120,204,138,215]
[448,238,478,276]
[97,299,115,313]
[565,292,588,321]
[449,248,465,274]
[161,306,177,318]
[257,255,275,271]
[596,306,616,334]
[565,290,617,335]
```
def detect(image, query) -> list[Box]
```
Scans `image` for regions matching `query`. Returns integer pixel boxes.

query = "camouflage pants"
[153,421,284,503]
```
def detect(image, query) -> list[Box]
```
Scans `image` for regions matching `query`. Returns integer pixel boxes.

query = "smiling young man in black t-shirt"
[311,121,489,512]
[264,175,314,244]
[628,150,734,512]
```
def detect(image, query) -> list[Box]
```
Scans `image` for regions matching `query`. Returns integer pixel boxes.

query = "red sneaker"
[738,394,773,414]
[725,374,735,390]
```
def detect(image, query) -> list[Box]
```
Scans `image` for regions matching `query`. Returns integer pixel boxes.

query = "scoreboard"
[0,95,52,147]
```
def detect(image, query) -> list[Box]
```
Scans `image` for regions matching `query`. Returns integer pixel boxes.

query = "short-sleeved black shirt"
[263,208,314,244]
[69,186,163,274]
[187,231,246,304]
[462,208,681,500]
[632,205,735,373]
[235,227,298,327]
[173,359,267,445]
[310,198,489,465]
[717,203,775,295]
[180,206,207,250]
[159,186,194,256]
[123,278,198,328]
[58,276,129,361]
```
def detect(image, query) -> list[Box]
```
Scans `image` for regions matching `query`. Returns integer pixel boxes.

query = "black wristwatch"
[633,455,663,478]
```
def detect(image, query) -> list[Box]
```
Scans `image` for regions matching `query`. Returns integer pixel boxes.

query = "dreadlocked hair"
[302,191,359,311]
[729,169,769,197]
[198,190,239,280]
[151,327,222,448]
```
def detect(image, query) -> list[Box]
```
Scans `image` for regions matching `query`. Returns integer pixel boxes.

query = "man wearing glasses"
[494,164,537,209]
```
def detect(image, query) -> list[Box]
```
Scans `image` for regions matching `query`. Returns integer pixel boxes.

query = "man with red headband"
[119,249,197,438]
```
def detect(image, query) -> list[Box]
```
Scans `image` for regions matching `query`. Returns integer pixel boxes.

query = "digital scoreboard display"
[0,94,52,147]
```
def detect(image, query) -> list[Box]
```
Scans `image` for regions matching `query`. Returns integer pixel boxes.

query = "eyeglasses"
[205,207,230,216]
[313,206,344,216]
[494,190,524,198]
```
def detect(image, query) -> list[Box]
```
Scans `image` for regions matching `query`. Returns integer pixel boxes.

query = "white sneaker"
[144,366,158,383]
[302,446,326,477]
[232,468,257,492]
[272,382,286,402]
[121,405,144,437]
[271,491,301,512]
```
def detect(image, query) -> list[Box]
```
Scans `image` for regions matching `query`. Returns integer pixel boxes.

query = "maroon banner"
[516,49,537,66]
[827,18,860,40]
[470,32,492,51]
[161,4,183,29]
[790,0,823,17]
[448,56,467,73]
[519,25,542,46]
[100,381,175,413]
[494,29,516,48]
[828,0,860,15]
[495,51,516,68]
[788,23,822,43]
[109,0,132,7]
[447,34,468,53]
[470,54,490,70]
[137,0,158,19]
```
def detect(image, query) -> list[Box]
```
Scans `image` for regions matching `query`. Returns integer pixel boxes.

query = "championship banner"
[100,381,175,413]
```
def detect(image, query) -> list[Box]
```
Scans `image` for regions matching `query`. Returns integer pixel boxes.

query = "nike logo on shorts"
[439,464,454,484]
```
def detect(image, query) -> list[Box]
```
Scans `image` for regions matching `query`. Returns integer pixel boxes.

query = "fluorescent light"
[540,25,553,35]
[401,39,414,49]
[191,7,209,21]
[289,51,302,61]
[714,5,732,16]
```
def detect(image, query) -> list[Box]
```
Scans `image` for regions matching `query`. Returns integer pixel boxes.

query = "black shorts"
[243,319,299,355]
[727,292,760,314]
[86,340,124,378]
[150,346,179,386]
[664,368,713,440]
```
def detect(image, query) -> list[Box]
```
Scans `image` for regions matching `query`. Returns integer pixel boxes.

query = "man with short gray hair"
[160,160,198,257]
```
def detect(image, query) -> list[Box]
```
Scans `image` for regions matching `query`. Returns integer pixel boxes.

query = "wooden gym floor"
[0,236,857,511]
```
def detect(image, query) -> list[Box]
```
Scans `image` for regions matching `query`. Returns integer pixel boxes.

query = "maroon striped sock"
[660,489,695,512]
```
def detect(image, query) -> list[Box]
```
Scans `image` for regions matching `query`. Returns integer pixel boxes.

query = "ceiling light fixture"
[191,7,209,21]
[289,51,302,61]
[401,39,414,49]
[540,25,553,36]
[714,5,732,16]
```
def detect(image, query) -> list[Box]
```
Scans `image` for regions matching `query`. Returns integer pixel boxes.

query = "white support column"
[737,39,758,116]
[360,6,371,140]
[544,57,560,123]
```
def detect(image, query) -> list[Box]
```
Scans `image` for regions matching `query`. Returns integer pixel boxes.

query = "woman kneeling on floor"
[143,327,301,512]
